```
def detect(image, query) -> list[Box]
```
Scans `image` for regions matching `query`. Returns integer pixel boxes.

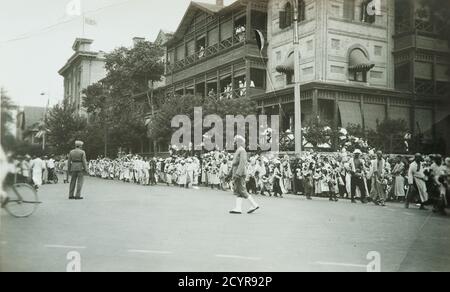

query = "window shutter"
[287,8,293,26]
[343,0,355,20]
[279,11,286,29]
[298,0,306,22]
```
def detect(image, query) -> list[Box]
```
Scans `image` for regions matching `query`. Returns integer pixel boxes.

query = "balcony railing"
[204,87,265,101]
[415,79,434,95]
[415,19,434,34]
[168,30,267,73]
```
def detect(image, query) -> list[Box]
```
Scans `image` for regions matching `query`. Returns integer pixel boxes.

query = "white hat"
[353,149,362,155]
[234,135,246,143]
[75,140,84,147]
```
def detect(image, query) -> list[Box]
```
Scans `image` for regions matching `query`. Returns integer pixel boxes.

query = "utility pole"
[292,0,302,154]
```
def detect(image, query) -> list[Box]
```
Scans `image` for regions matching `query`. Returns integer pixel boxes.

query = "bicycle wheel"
[53,174,59,184]
[5,183,40,218]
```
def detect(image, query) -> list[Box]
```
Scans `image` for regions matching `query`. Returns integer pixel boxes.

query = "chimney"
[216,0,224,6]
[133,37,145,46]
[72,38,93,52]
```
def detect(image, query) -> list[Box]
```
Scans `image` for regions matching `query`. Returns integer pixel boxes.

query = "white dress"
[31,158,45,187]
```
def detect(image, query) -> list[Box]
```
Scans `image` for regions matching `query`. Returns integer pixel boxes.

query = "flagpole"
[292,0,302,155]
[82,13,85,37]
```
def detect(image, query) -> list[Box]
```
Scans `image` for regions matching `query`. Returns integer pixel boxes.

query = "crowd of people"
[87,149,450,215]
[2,142,449,216]
[2,153,69,189]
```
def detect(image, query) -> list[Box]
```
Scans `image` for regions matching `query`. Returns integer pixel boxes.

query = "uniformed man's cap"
[75,140,84,147]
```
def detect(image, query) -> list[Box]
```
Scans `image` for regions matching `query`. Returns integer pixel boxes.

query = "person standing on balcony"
[235,25,246,42]
[239,80,245,97]
[198,46,205,58]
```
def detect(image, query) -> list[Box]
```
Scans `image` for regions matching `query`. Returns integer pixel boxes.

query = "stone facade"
[59,38,107,117]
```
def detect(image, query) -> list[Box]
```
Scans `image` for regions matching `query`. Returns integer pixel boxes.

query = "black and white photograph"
[1,0,449,275]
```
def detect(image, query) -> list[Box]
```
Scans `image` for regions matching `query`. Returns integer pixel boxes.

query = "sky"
[0,0,237,108]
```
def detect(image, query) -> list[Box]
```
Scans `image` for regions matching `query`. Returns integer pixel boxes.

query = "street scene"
[1,0,450,273]
[1,176,449,272]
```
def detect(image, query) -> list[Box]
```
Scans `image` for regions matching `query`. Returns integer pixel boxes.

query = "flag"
[85,17,97,26]
[254,29,265,52]
[66,0,82,16]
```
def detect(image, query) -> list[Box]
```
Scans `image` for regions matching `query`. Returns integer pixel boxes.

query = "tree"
[46,101,87,155]
[83,41,165,155]
[1,88,16,150]
[302,117,333,151]
[148,95,257,146]
[367,119,409,154]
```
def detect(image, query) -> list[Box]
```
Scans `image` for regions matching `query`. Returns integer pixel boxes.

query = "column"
[246,2,252,41]
[312,89,319,118]
[245,59,251,97]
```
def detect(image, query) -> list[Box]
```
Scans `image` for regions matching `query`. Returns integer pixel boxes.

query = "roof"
[166,1,227,47]
[155,30,174,46]
[193,2,224,13]
[58,51,105,76]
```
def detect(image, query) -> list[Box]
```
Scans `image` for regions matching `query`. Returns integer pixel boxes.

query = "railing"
[435,82,450,96]
[395,20,412,35]
[168,34,248,73]
[415,79,434,95]
[415,19,434,34]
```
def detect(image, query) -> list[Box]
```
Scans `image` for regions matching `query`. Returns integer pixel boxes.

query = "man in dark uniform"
[68,140,88,200]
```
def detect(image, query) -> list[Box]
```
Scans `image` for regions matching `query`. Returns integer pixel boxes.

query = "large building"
[140,0,450,154]
[58,38,107,116]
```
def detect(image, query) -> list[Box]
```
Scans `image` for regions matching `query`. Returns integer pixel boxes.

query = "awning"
[276,51,294,74]
[349,49,375,72]
[338,101,363,128]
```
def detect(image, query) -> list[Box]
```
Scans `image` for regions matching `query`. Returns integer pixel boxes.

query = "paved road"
[1,177,449,272]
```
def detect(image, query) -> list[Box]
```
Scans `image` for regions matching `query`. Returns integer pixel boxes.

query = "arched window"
[280,2,293,29]
[298,0,306,22]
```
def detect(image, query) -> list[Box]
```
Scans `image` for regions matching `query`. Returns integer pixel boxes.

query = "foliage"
[366,119,409,154]
[148,95,257,144]
[302,116,333,150]
[82,41,164,155]
[1,88,16,150]
[46,101,87,155]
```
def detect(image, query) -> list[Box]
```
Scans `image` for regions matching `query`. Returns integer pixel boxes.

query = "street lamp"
[40,92,50,151]
[292,0,302,155]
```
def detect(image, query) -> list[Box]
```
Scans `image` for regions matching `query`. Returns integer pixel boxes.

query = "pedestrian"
[406,153,428,210]
[30,155,45,189]
[229,135,259,214]
[68,140,88,200]
[370,151,387,206]
[46,155,56,183]
[350,149,367,203]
